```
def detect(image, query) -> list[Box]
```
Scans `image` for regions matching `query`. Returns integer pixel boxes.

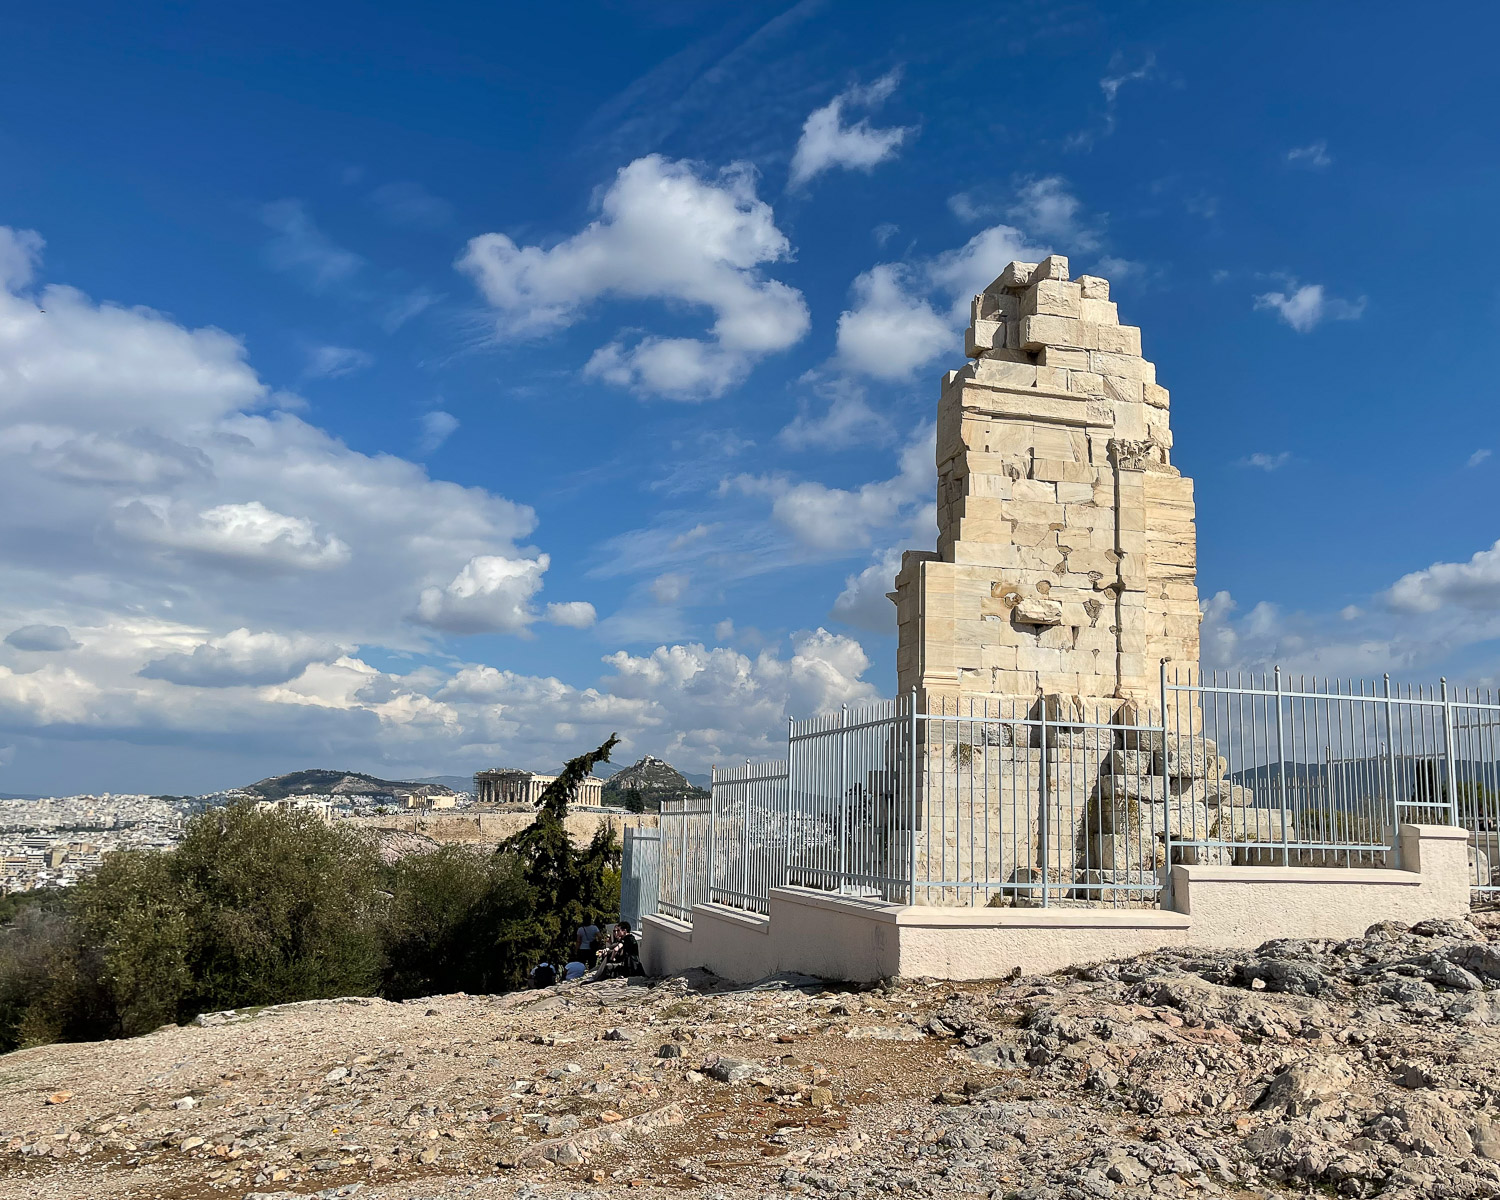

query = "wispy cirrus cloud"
[304,345,373,380]
[1067,52,1156,149]
[259,200,363,290]
[1286,140,1332,168]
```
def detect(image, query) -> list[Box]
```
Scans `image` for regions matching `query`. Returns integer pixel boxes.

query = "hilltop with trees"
[0,739,620,1052]
[601,755,708,812]
[239,769,458,804]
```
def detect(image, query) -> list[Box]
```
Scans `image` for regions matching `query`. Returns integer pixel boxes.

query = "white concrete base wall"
[895,908,1190,980]
[1170,824,1470,947]
[642,825,1472,984]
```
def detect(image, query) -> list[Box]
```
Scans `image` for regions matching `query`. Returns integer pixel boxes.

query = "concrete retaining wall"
[642,824,1469,983]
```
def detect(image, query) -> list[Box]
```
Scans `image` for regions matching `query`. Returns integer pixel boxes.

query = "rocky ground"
[4,914,1500,1200]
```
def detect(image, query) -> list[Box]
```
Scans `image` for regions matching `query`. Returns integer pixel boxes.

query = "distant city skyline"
[2,3,1499,793]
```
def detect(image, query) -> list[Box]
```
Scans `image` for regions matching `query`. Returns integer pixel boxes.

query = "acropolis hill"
[893,254,1197,713]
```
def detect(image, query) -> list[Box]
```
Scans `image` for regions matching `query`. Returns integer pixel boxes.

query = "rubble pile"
[2,914,1499,1199]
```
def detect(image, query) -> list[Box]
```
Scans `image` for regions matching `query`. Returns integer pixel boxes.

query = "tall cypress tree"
[496,735,620,978]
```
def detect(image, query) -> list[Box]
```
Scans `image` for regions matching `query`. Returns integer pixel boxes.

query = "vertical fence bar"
[908,690,919,904]
[1038,698,1050,908]
[1159,659,1172,907]
[838,703,848,893]
[1383,674,1400,866]
[707,766,718,904]
[1441,677,1460,827]
[1274,666,1289,866]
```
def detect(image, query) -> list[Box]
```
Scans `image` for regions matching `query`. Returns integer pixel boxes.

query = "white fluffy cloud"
[0,225,574,661]
[597,630,879,762]
[833,221,1047,381]
[459,155,809,399]
[732,426,934,552]
[830,547,903,634]
[140,629,343,688]
[1387,541,1500,614]
[650,573,689,604]
[778,381,891,451]
[1006,176,1101,252]
[0,227,43,290]
[1254,282,1366,333]
[414,554,551,635]
[834,265,951,380]
[1200,530,1500,685]
[1239,451,1292,472]
[926,223,1048,315]
[545,601,597,630]
[0,245,270,430]
[114,499,353,571]
[0,225,910,790]
[788,71,912,188]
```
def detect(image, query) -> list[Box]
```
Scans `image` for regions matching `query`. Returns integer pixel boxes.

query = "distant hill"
[600,755,708,810]
[0,792,43,802]
[241,770,456,803]
[409,775,474,794]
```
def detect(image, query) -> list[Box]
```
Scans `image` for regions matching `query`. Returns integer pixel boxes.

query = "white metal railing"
[707,759,789,914]
[619,827,660,928]
[632,666,1491,921]
[657,797,709,922]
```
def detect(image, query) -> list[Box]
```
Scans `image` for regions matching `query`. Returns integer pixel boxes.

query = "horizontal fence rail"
[628,667,1491,925]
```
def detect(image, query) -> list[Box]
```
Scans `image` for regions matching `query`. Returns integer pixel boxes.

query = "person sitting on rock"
[600,920,641,976]
[530,960,556,988]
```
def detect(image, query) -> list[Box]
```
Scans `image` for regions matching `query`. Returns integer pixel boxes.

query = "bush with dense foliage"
[0,737,623,1052]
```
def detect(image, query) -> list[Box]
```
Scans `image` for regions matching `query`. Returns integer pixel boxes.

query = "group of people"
[529,918,640,988]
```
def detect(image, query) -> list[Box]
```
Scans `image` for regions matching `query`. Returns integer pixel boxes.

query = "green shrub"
[0,736,626,1051]
[172,804,383,1012]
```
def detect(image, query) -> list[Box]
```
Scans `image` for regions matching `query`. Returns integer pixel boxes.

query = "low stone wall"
[346,809,657,850]
[642,824,1469,983]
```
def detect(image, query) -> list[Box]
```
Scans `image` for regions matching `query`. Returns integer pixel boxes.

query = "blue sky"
[2,1,1499,794]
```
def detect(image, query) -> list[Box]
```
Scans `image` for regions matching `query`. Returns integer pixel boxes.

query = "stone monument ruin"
[892,254,1198,710]
[889,256,1253,902]
[641,255,1471,983]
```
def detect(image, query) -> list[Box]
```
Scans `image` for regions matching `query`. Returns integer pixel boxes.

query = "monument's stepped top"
[893,255,1199,710]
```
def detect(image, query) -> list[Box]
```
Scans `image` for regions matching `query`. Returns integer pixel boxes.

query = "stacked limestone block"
[893,257,1201,903]
[1080,729,1302,884]
[893,256,1199,710]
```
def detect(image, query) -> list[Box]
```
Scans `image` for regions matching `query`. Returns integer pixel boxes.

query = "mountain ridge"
[240,769,456,803]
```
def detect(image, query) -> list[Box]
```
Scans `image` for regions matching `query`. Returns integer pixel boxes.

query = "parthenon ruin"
[472,768,604,808]
[892,254,1199,712]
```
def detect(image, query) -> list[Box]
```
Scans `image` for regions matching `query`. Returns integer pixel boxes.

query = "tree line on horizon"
[0,739,622,1054]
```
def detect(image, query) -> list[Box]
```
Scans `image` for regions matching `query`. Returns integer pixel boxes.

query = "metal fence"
[636,666,1494,922]
[707,759,789,913]
[619,827,660,928]
[657,797,711,922]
